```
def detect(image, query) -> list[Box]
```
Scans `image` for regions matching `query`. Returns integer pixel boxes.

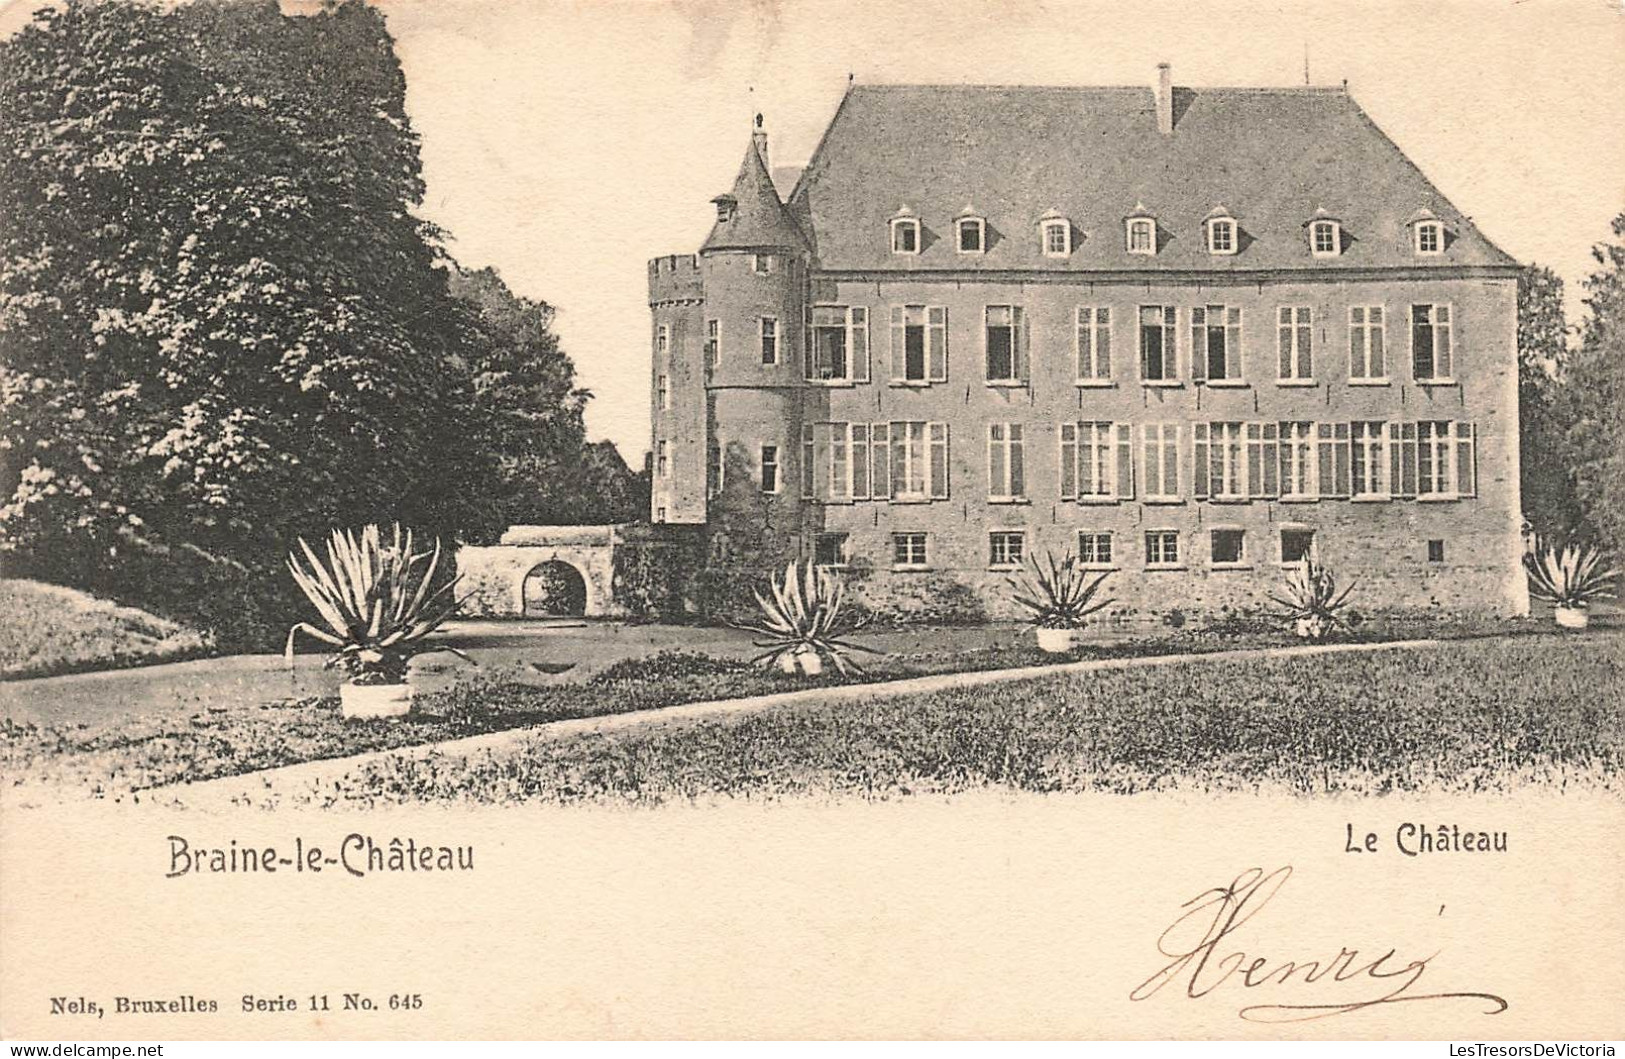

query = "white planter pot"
[1554,606,1589,630]
[795,649,824,677]
[1035,627,1079,654]
[341,681,414,719]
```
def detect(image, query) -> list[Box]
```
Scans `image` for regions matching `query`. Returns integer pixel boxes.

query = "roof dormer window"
[1126,212,1156,256]
[957,214,986,254]
[1309,217,1342,258]
[1205,209,1238,256]
[712,194,736,223]
[891,209,921,255]
[1415,220,1443,255]
[1040,213,1071,258]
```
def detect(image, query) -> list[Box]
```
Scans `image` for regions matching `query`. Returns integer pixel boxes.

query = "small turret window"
[891,217,921,255]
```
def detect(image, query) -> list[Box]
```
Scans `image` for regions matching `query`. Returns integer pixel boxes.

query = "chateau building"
[647,67,1528,618]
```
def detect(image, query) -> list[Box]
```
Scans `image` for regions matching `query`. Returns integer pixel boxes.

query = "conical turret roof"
[701,139,807,253]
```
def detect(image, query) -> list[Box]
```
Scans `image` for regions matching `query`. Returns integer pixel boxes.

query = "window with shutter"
[800,425,814,498]
[928,307,947,381]
[1349,306,1387,381]
[1454,422,1476,497]
[1246,422,1280,498]
[1278,307,1313,381]
[830,424,849,501]
[1142,423,1180,500]
[1139,305,1178,382]
[1077,422,1117,500]
[1279,422,1316,498]
[891,305,946,383]
[1193,423,1209,499]
[1411,304,1453,382]
[1115,423,1134,500]
[1317,422,1352,497]
[1192,306,1243,382]
[1206,422,1247,498]
[1387,422,1419,498]
[1077,307,1112,382]
[1351,422,1388,498]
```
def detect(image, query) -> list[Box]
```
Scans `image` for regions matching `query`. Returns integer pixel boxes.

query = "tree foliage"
[1516,264,1582,538]
[1564,212,1625,558]
[0,0,636,644]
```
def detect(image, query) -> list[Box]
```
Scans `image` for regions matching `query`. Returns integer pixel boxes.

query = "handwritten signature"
[1129,866,1509,1023]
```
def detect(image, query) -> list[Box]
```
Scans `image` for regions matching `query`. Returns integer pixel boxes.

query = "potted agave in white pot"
[1008,551,1114,654]
[734,560,880,677]
[1524,536,1617,630]
[285,523,469,719]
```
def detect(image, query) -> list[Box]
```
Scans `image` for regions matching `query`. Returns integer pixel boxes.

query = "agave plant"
[284,523,468,684]
[1007,550,1114,630]
[734,560,879,676]
[1524,537,1618,609]
[1269,558,1356,642]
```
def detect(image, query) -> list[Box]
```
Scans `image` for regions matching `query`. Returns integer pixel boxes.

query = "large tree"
[0,0,512,640]
[1564,212,1625,557]
[1516,264,1582,538]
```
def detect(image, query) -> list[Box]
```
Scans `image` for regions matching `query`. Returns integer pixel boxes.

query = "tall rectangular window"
[985,305,1027,383]
[1349,306,1387,380]
[1316,422,1352,498]
[1076,307,1112,382]
[1245,422,1280,498]
[1139,305,1177,381]
[1141,423,1180,500]
[760,445,779,494]
[806,305,868,382]
[656,324,669,356]
[850,425,870,499]
[1411,304,1453,381]
[1279,422,1317,498]
[830,424,849,501]
[890,305,947,382]
[1191,305,1243,382]
[1194,422,1247,499]
[869,423,891,499]
[892,532,928,568]
[706,319,720,368]
[657,439,669,479]
[888,421,950,500]
[1278,306,1313,380]
[657,374,669,411]
[1417,421,1476,497]
[987,423,1026,500]
[1351,422,1389,498]
[759,317,778,365]
[1061,422,1133,501]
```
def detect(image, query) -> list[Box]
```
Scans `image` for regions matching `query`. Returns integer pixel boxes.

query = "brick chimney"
[752,112,769,169]
[1156,63,1173,135]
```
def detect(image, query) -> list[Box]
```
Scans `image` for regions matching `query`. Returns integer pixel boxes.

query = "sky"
[5,0,1623,464]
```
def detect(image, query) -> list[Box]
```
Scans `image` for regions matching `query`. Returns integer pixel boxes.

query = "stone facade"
[648,77,1529,621]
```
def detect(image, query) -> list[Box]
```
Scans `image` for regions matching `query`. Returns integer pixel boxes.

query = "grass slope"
[313,633,1624,805]
[0,580,210,681]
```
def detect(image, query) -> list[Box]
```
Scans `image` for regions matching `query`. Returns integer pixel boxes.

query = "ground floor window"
[989,530,1025,568]
[1078,531,1113,567]
[1210,528,1246,566]
[1280,527,1316,564]
[1145,530,1180,568]
[814,532,848,567]
[892,532,929,568]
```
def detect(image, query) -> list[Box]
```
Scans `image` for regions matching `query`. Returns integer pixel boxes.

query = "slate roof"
[701,140,808,253]
[784,84,1517,273]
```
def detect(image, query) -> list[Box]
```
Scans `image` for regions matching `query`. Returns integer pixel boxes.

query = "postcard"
[1,0,1621,1042]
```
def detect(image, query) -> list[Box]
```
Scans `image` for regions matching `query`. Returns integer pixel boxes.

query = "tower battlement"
[647,253,704,304]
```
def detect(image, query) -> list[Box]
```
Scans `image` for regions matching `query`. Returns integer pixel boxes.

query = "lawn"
[324,632,1625,806]
[0,580,211,681]
[3,624,1618,803]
